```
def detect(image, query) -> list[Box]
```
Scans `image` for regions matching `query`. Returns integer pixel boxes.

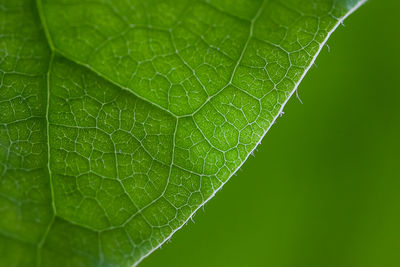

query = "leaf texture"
[0,0,365,266]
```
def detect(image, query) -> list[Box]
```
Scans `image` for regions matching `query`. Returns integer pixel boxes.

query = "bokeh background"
[142,1,400,266]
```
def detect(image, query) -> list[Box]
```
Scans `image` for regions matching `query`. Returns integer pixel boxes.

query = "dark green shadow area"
[141,1,400,266]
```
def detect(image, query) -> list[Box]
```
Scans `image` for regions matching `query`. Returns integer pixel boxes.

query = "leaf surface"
[0,0,365,266]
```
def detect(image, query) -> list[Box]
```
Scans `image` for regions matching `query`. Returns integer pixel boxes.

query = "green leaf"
[0,0,365,266]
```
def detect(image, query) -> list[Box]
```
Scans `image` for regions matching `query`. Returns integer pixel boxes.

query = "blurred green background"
[142,1,400,266]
